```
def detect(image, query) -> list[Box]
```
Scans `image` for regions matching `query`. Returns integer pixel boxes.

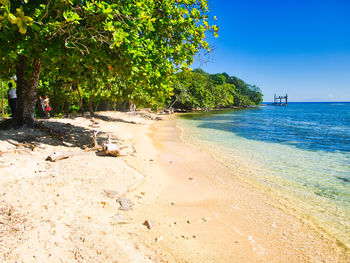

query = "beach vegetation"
[171,69,263,110]
[0,0,217,127]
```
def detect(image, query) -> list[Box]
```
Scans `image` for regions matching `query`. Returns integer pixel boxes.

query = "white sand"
[0,112,155,262]
[0,112,349,262]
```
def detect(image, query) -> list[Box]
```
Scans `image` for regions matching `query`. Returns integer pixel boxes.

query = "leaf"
[16,19,27,34]
[0,0,9,6]
[30,23,40,31]
[8,13,17,24]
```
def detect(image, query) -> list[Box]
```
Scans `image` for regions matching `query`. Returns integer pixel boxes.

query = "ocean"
[176,102,350,249]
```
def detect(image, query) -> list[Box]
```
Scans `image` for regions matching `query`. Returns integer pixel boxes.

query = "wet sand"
[125,115,349,262]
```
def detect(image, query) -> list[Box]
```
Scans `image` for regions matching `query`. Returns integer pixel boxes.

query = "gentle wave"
[177,102,350,248]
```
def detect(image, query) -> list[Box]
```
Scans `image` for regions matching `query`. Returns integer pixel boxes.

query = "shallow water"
[177,102,350,248]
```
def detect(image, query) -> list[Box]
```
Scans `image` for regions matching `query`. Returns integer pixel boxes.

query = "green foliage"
[0,0,219,119]
[0,80,11,116]
[171,69,263,109]
[174,71,213,109]
[223,74,263,105]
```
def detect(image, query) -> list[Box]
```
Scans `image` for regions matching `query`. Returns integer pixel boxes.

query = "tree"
[209,73,225,85]
[172,68,263,110]
[173,70,213,109]
[0,0,218,127]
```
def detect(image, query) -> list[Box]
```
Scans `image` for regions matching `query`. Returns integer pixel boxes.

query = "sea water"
[177,102,350,248]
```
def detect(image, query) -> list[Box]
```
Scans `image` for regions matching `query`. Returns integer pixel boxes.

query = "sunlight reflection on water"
[177,103,350,248]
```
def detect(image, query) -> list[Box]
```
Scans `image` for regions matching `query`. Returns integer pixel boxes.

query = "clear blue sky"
[193,0,350,102]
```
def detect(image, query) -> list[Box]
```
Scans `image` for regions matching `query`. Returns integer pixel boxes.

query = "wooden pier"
[273,94,288,106]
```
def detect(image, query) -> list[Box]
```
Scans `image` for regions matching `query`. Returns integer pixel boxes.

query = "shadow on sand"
[0,118,108,149]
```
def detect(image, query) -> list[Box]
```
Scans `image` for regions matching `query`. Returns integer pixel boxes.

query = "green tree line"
[171,68,263,110]
[1,66,263,118]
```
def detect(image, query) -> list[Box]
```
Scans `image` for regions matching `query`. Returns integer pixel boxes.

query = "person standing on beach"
[43,95,51,119]
[7,83,17,118]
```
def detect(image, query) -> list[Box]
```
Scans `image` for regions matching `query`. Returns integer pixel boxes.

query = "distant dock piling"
[273,93,288,106]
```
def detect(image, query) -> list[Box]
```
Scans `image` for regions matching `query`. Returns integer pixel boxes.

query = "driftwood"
[61,141,75,147]
[96,134,136,157]
[48,132,135,161]
[47,144,134,161]
[7,139,37,151]
[92,131,99,147]
[96,144,136,157]
[84,146,103,152]
[97,143,124,157]
[46,151,89,162]
[95,134,122,157]
[89,123,100,128]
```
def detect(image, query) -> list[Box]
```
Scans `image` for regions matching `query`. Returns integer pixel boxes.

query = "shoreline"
[0,111,349,262]
[125,114,349,262]
[176,114,350,252]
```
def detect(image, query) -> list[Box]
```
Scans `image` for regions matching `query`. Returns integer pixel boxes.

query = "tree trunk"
[94,100,100,112]
[89,93,95,116]
[65,100,70,117]
[16,56,41,127]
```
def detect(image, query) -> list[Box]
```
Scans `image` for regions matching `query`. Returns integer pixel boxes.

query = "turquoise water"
[177,102,350,248]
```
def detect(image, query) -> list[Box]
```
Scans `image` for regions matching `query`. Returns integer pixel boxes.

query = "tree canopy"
[0,0,218,126]
[171,69,263,110]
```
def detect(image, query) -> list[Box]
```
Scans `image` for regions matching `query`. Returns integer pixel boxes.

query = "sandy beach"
[0,111,349,262]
